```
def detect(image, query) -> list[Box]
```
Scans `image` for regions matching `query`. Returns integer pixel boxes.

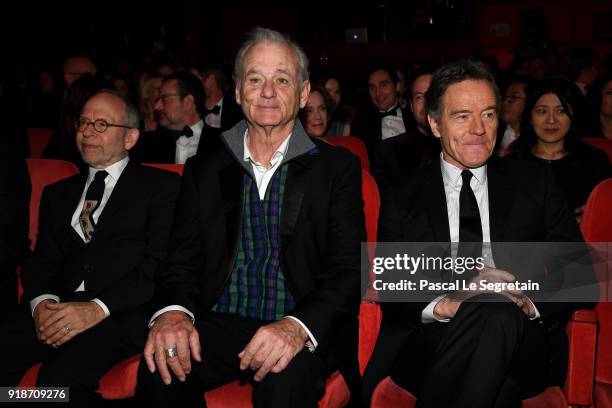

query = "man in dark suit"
[0,90,180,407]
[191,61,244,134]
[0,141,30,310]
[351,63,412,162]
[363,60,596,407]
[136,27,365,408]
[136,72,210,164]
[372,65,440,190]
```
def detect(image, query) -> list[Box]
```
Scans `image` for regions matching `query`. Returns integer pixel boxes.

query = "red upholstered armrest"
[564,309,598,406]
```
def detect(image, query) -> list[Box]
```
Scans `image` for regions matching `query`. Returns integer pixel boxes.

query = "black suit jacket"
[365,156,596,397]
[21,161,180,344]
[351,105,412,163]
[371,126,440,191]
[153,120,365,354]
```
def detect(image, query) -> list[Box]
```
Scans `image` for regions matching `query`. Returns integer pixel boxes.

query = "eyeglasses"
[502,94,526,103]
[75,118,133,133]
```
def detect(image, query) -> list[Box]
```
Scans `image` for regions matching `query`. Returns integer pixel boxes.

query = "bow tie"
[379,108,398,119]
[204,105,221,116]
[168,125,194,141]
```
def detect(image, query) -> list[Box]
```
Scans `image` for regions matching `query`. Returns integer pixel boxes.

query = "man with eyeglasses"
[496,76,533,157]
[137,72,210,164]
[0,90,180,408]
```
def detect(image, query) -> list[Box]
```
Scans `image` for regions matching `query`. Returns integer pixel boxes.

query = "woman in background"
[300,86,335,138]
[513,77,610,223]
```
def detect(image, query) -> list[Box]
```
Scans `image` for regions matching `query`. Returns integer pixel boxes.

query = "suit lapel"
[219,160,244,268]
[66,174,89,245]
[280,153,314,253]
[487,159,514,242]
[423,163,451,242]
[91,162,136,242]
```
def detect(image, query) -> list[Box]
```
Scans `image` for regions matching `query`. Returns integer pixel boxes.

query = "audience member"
[136,27,364,408]
[513,77,611,222]
[352,63,412,160]
[300,86,335,138]
[0,90,180,408]
[372,65,440,188]
[585,74,612,140]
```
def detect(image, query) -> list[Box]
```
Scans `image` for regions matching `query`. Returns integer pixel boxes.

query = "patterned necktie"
[79,170,108,242]
[457,170,483,275]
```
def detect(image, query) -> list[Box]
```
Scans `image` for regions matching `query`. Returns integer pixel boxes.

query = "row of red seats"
[17,135,612,406]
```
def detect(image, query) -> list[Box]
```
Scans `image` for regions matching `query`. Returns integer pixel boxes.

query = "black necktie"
[79,170,108,242]
[204,105,221,116]
[169,125,193,141]
[457,170,483,268]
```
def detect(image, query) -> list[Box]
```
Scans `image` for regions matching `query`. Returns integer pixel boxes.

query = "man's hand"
[434,267,532,320]
[143,311,201,385]
[33,300,57,341]
[238,319,308,382]
[38,301,105,347]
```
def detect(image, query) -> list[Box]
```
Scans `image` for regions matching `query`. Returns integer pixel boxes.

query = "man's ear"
[124,128,140,151]
[184,94,195,111]
[428,113,442,139]
[235,82,242,106]
[299,80,311,109]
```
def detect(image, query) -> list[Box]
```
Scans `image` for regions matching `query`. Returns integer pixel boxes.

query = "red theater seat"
[322,136,370,171]
[582,178,612,408]
[582,137,612,165]
[361,302,597,407]
[27,128,54,159]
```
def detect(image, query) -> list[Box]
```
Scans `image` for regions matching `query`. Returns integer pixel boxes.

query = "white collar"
[87,156,129,183]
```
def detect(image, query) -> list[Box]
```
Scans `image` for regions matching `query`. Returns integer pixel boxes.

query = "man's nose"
[261,79,276,98]
[470,116,486,135]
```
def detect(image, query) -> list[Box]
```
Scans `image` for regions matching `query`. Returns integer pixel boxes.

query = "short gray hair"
[93,89,140,128]
[233,27,309,89]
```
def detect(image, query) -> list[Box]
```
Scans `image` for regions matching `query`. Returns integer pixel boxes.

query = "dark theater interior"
[1,1,612,407]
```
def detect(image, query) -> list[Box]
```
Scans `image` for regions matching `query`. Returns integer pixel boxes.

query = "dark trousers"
[389,295,549,408]
[0,305,141,408]
[136,312,328,408]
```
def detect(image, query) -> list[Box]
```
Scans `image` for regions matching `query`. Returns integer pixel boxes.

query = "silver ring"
[63,326,71,334]
[164,348,178,358]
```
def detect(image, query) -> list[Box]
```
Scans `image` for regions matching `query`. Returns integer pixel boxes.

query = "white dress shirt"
[151,130,318,351]
[30,156,130,317]
[204,98,223,129]
[175,120,204,164]
[381,106,406,140]
[421,153,539,323]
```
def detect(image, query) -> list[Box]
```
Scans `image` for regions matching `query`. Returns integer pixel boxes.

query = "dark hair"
[501,74,535,96]
[194,62,231,91]
[366,63,399,86]
[162,72,206,119]
[301,86,336,119]
[310,66,342,90]
[517,77,586,153]
[585,73,612,135]
[567,47,598,82]
[425,59,500,120]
